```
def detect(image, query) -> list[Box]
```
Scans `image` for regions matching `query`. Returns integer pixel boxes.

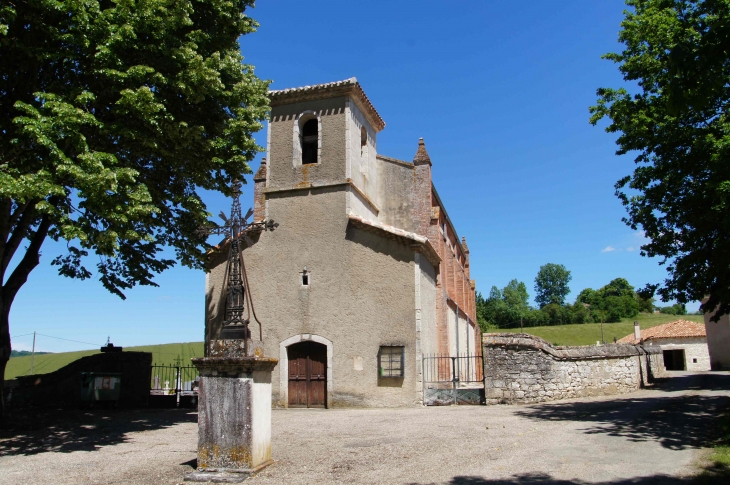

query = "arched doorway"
[287,341,327,408]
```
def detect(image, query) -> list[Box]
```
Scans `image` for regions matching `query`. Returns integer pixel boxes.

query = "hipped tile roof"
[269,77,385,132]
[618,319,706,344]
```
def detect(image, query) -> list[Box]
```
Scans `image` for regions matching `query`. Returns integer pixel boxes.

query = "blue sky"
[10,0,692,353]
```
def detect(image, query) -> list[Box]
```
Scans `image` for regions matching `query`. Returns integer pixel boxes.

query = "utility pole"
[520,317,523,333]
[30,331,36,375]
[600,316,605,345]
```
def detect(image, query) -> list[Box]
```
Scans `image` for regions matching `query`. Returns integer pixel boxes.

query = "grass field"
[489,313,705,346]
[5,341,204,380]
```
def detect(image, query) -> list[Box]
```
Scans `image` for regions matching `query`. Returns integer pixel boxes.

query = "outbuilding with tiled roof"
[619,320,710,371]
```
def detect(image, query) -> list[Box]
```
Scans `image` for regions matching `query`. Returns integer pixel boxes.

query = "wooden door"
[287,341,326,408]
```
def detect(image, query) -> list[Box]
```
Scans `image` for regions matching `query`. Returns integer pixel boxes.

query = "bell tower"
[263,78,385,216]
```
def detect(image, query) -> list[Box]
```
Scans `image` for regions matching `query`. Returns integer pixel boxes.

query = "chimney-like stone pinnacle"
[413,138,432,166]
[253,158,267,182]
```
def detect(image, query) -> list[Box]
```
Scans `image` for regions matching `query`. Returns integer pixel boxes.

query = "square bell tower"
[263,78,385,207]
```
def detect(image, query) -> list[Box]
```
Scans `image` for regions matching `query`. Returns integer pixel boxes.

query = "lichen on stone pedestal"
[185,339,277,483]
[208,339,265,358]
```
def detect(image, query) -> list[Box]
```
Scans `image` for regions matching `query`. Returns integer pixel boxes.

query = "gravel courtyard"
[1,372,729,485]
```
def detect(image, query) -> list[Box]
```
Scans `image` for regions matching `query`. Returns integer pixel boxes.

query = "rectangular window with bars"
[379,346,404,378]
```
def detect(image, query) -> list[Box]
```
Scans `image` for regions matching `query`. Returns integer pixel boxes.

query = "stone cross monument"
[186,180,279,483]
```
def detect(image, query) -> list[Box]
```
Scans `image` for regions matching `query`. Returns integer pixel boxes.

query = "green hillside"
[5,341,204,381]
[490,313,705,346]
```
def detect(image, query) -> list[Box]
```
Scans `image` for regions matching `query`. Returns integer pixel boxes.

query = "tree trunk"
[0,298,10,423]
[0,213,52,421]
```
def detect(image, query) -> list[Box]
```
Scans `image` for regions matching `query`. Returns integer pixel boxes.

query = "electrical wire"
[35,333,103,347]
[10,332,35,339]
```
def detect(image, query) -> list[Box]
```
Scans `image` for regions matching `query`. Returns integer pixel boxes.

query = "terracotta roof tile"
[269,77,385,132]
[617,319,706,344]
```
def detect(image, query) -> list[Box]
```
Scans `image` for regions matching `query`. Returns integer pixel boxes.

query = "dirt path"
[2,372,728,484]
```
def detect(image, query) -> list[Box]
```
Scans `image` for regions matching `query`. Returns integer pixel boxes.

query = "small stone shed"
[618,320,710,371]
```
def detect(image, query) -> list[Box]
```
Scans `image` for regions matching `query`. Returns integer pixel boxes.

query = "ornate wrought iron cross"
[198,180,277,340]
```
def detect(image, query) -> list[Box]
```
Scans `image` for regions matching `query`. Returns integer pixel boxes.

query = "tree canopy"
[534,263,572,308]
[0,0,269,413]
[590,0,730,320]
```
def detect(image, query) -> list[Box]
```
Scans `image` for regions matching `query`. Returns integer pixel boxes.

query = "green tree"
[475,291,490,331]
[502,279,530,311]
[659,303,688,315]
[534,263,572,308]
[595,278,640,321]
[476,286,506,329]
[0,0,269,415]
[501,279,530,329]
[598,278,635,299]
[477,281,531,329]
[635,292,656,313]
[576,288,599,306]
[568,302,592,324]
[590,0,730,320]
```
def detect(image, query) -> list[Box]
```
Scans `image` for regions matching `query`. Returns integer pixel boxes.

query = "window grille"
[379,346,404,378]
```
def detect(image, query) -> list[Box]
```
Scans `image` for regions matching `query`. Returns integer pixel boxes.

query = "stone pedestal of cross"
[185,181,278,483]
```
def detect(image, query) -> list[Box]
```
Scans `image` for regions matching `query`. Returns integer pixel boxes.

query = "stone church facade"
[205,78,478,407]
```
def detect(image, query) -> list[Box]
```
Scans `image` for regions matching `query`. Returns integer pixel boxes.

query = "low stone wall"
[4,351,152,409]
[483,333,665,404]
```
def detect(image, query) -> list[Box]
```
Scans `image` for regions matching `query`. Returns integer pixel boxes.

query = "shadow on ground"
[514,373,730,451]
[515,394,728,450]
[0,407,196,456]
[656,372,730,393]
[410,466,730,484]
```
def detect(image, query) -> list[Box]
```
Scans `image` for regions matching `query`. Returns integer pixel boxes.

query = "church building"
[205,78,478,407]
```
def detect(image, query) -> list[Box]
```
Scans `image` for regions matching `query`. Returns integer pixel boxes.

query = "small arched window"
[301,119,318,164]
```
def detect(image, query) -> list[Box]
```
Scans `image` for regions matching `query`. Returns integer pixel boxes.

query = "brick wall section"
[482,333,665,404]
[253,160,267,222]
[412,138,434,238]
[411,138,478,356]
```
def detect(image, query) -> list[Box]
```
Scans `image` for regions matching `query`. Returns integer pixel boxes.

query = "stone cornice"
[191,356,279,375]
[377,154,414,169]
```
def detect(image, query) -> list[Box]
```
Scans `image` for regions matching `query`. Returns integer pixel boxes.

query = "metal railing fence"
[422,354,484,405]
[150,364,199,407]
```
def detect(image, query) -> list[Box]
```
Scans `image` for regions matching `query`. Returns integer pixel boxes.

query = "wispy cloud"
[635,230,650,243]
[626,246,635,252]
[602,246,616,253]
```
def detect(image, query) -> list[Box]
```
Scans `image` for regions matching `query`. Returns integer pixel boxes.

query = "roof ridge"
[268,77,357,94]
[618,319,706,343]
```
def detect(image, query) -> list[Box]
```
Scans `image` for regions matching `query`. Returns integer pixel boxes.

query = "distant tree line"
[9,350,51,358]
[476,263,688,330]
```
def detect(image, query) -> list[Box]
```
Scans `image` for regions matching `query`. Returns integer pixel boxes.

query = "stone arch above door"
[279,334,333,408]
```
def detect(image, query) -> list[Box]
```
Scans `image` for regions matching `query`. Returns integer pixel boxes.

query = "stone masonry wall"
[483,333,663,405]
